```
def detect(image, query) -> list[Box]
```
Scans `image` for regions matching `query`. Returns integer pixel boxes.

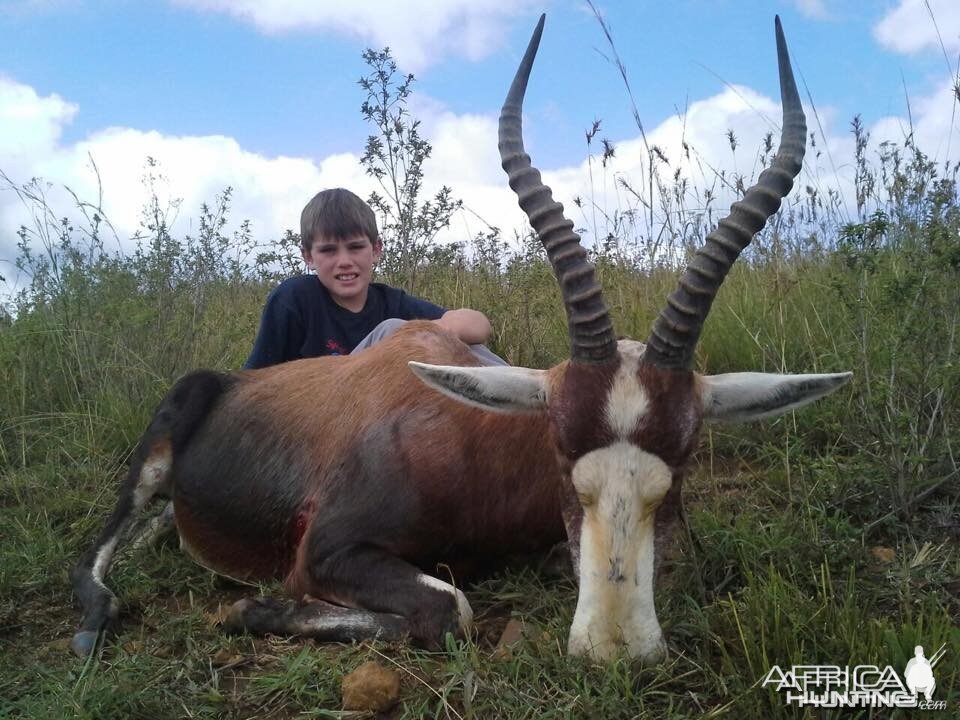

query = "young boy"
[245,188,503,369]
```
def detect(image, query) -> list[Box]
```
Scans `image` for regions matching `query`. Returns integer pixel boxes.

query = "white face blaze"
[567,341,673,663]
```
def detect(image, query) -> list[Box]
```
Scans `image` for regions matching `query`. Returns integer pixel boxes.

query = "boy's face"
[302,233,382,310]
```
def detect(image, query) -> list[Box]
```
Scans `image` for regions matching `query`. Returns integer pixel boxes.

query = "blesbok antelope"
[71,15,850,663]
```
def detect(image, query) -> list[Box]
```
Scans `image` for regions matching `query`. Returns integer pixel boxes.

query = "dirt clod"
[341,661,401,712]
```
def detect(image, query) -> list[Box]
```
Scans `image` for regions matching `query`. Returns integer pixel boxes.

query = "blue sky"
[2,0,959,291]
[3,1,949,162]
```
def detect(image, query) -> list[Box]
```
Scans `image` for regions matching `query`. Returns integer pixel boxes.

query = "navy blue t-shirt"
[244,275,445,369]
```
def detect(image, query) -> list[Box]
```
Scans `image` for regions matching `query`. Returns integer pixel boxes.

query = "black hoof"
[71,630,99,657]
[223,597,287,634]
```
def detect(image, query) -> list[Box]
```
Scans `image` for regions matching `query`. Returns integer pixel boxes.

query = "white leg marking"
[92,535,119,591]
[418,574,474,636]
[89,445,173,588]
[293,609,382,637]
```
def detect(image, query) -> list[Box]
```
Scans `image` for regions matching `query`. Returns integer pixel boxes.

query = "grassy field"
[2,251,958,717]
[2,117,959,717]
[1,390,957,718]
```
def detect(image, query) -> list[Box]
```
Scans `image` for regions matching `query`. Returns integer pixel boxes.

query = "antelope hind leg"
[127,500,177,552]
[69,438,173,657]
[69,370,231,657]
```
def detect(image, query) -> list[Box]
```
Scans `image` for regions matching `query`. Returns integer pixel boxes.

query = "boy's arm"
[434,308,492,345]
[244,294,304,369]
[396,290,491,345]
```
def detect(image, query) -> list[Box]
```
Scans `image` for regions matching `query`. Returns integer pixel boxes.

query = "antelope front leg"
[289,543,473,649]
[224,596,409,643]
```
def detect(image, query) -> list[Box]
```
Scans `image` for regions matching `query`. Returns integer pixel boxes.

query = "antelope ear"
[408,362,548,413]
[699,371,852,423]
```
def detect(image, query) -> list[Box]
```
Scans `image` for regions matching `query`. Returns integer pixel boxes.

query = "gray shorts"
[350,318,508,366]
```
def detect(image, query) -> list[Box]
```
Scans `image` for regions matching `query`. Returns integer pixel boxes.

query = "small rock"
[342,661,401,712]
[493,618,528,660]
[870,546,896,563]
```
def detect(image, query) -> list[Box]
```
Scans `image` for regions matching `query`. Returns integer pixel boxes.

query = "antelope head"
[411,15,851,664]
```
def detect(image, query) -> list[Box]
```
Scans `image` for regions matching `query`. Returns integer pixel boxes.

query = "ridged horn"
[499,14,618,364]
[643,16,806,369]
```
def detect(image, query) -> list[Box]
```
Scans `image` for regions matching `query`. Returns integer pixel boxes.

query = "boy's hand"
[433,309,492,345]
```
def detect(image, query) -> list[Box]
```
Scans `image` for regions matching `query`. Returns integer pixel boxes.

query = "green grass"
[2,253,958,717]
[2,450,957,718]
[2,249,958,716]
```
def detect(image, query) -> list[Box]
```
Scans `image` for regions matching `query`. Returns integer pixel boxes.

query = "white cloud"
[874,0,960,55]
[171,0,538,72]
[527,86,797,252]
[0,75,76,167]
[0,75,372,286]
[0,75,527,298]
[792,0,829,21]
[3,59,959,301]
[869,78,960,157]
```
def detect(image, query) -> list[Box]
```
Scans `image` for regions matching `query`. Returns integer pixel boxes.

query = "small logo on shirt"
[326,339,347,355]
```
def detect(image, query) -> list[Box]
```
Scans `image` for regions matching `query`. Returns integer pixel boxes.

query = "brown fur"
[172,321,566,590]
[633,365,702,468]
[633,365,703,571]
[547,359,620,461]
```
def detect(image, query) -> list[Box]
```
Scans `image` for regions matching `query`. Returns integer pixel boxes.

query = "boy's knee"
[352,318,409,354]
[469,343,509,366]
[375,318,408,335]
